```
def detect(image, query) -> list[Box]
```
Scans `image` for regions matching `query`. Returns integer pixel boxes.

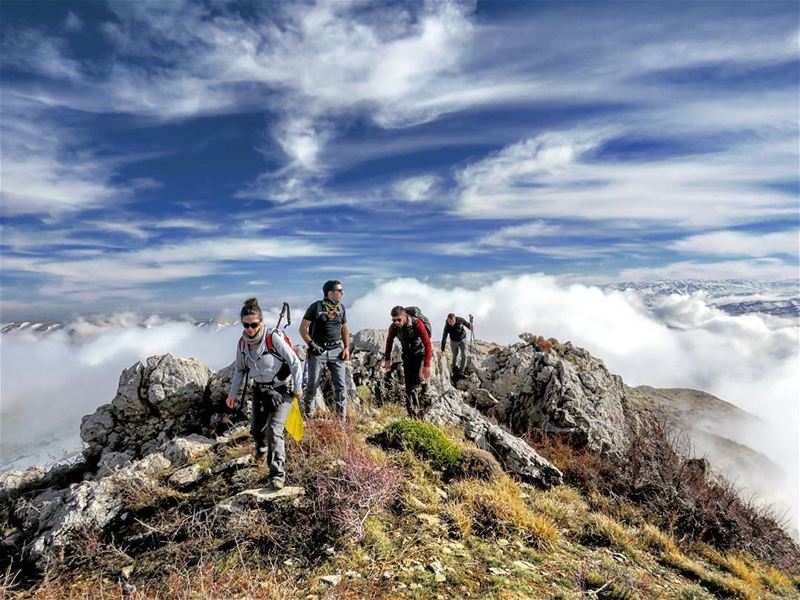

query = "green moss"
[382,419,463,473]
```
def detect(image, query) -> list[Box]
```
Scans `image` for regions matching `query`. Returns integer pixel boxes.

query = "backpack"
[403,306,431,336]
[239,328,300,382]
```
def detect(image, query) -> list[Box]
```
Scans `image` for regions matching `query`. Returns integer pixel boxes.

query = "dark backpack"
[239,328,300,382]
[403,306,431,336]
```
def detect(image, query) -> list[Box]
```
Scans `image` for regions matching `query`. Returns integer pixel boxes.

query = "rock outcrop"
[466,334,628,456]
[80,354,212,462]
[7,328,650,568]
[349,329,563,488]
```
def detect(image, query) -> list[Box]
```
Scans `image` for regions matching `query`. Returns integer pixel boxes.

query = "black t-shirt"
[442,316,470,343]
[303,300,347,346]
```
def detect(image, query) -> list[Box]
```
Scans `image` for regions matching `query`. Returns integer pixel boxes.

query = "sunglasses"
[242,321,261,329]
[333,288,344,292]
[392,317,404,323]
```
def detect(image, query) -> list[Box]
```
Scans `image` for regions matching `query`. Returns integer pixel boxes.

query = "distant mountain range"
[2,279,798,336]
[602,279,799,318]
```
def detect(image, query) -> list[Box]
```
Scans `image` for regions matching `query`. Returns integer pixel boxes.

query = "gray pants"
[252,386,292,480]
[304,348,348,419]
[451,338,468,372]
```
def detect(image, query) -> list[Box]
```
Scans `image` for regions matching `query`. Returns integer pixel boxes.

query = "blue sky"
[1,0,798,320]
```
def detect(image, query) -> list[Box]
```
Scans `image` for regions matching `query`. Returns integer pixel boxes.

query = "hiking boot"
[270,477,285,490]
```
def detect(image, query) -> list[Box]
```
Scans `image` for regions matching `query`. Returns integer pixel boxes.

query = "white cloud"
[619,258,799,282]
[2,237,335,300]
[455,129,797,227]
[393,175,439,202]
[1,275,797,530]
[63,12,83,32]
[671,230,800,257]
[348,275,798,527]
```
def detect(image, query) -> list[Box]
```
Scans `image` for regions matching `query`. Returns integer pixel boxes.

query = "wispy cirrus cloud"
[454,128,797,227]
[671,230,800,258]
[619,258,799,282]
[2,237,335,301]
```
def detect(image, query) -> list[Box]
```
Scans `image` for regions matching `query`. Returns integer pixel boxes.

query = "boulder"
[80,354,212,461]
[162,434,217,466]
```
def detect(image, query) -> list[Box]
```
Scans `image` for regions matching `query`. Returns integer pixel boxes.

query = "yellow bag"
[285,396,305,442]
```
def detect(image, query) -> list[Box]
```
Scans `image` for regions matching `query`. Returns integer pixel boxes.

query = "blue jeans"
[304,348,348,419]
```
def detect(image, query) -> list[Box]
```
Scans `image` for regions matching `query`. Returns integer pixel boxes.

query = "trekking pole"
[469,314,475,361]
[276,301,291,329]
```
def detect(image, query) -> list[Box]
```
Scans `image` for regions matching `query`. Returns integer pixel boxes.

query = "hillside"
[1,330,798,599]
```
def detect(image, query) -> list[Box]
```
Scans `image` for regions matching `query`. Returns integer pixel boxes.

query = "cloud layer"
[2,276,796,529]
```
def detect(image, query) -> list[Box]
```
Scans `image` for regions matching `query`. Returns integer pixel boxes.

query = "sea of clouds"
[1,275,797,529]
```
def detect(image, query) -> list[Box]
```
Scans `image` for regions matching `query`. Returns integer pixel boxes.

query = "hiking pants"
[402,352,428,418]
[303,348,348,419]
[451,338,468,372]
[252,385,292,480]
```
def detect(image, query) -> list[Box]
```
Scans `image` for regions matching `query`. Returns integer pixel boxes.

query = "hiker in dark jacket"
[226,297,303,489]
[383,306,432,417]
[299,280,350,420]
[441,313,473,375]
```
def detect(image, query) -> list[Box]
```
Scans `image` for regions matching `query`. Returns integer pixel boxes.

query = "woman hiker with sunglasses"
[225,297,303,489]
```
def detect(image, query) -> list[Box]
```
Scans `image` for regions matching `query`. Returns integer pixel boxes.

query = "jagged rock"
[215,486,305,513]
[426,390,562,488]
[0,465,47,493]
[162,434,216,466]
[168,464,208,488]
[465,335,628,456]
[96,450,134,479]
[81,354,212,461]
[23,451,170,567]
[213,455,253,474]
[320,574,342,586]
[351,329,562,488]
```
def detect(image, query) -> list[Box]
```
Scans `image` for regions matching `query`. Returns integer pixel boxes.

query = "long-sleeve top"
[384,318,432,367]
[441,316,471,351]
[229,331,303,397]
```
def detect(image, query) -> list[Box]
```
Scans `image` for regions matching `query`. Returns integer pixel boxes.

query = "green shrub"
[381,419,462,472]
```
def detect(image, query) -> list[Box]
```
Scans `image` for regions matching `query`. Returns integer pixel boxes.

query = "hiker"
[299,280,351,420]
[383,306,432,418]
[226,297,303,489]
[441,313,473,378]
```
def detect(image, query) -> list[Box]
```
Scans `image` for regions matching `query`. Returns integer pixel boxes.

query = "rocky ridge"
[0,329,785,577]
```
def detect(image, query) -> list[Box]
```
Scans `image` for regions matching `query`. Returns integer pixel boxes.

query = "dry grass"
[529,418,800,573]
[447,476,558,548]
[580,512,636,555]
[638,523,678,556]
[662,550,760,600]
[525,485,588,529]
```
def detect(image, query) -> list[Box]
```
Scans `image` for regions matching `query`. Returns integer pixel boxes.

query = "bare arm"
[299,319,312,344]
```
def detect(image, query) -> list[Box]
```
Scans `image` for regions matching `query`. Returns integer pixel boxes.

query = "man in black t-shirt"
[441,313,472,375]
[299,280,351,419]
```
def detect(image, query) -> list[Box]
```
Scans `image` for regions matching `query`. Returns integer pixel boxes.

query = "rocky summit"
[2,331,798,599]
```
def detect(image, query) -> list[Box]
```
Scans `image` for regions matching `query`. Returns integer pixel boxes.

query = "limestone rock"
[81,354,212,461]
[0,465,47,494]
[168,464,208,488]
[216,486,305,514]
[163,434,217,466]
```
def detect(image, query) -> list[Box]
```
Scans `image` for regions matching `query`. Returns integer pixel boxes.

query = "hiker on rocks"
[226,297,303,489]
[299,280,351,420]
[383,306,432,418]
[441,313,473,379]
